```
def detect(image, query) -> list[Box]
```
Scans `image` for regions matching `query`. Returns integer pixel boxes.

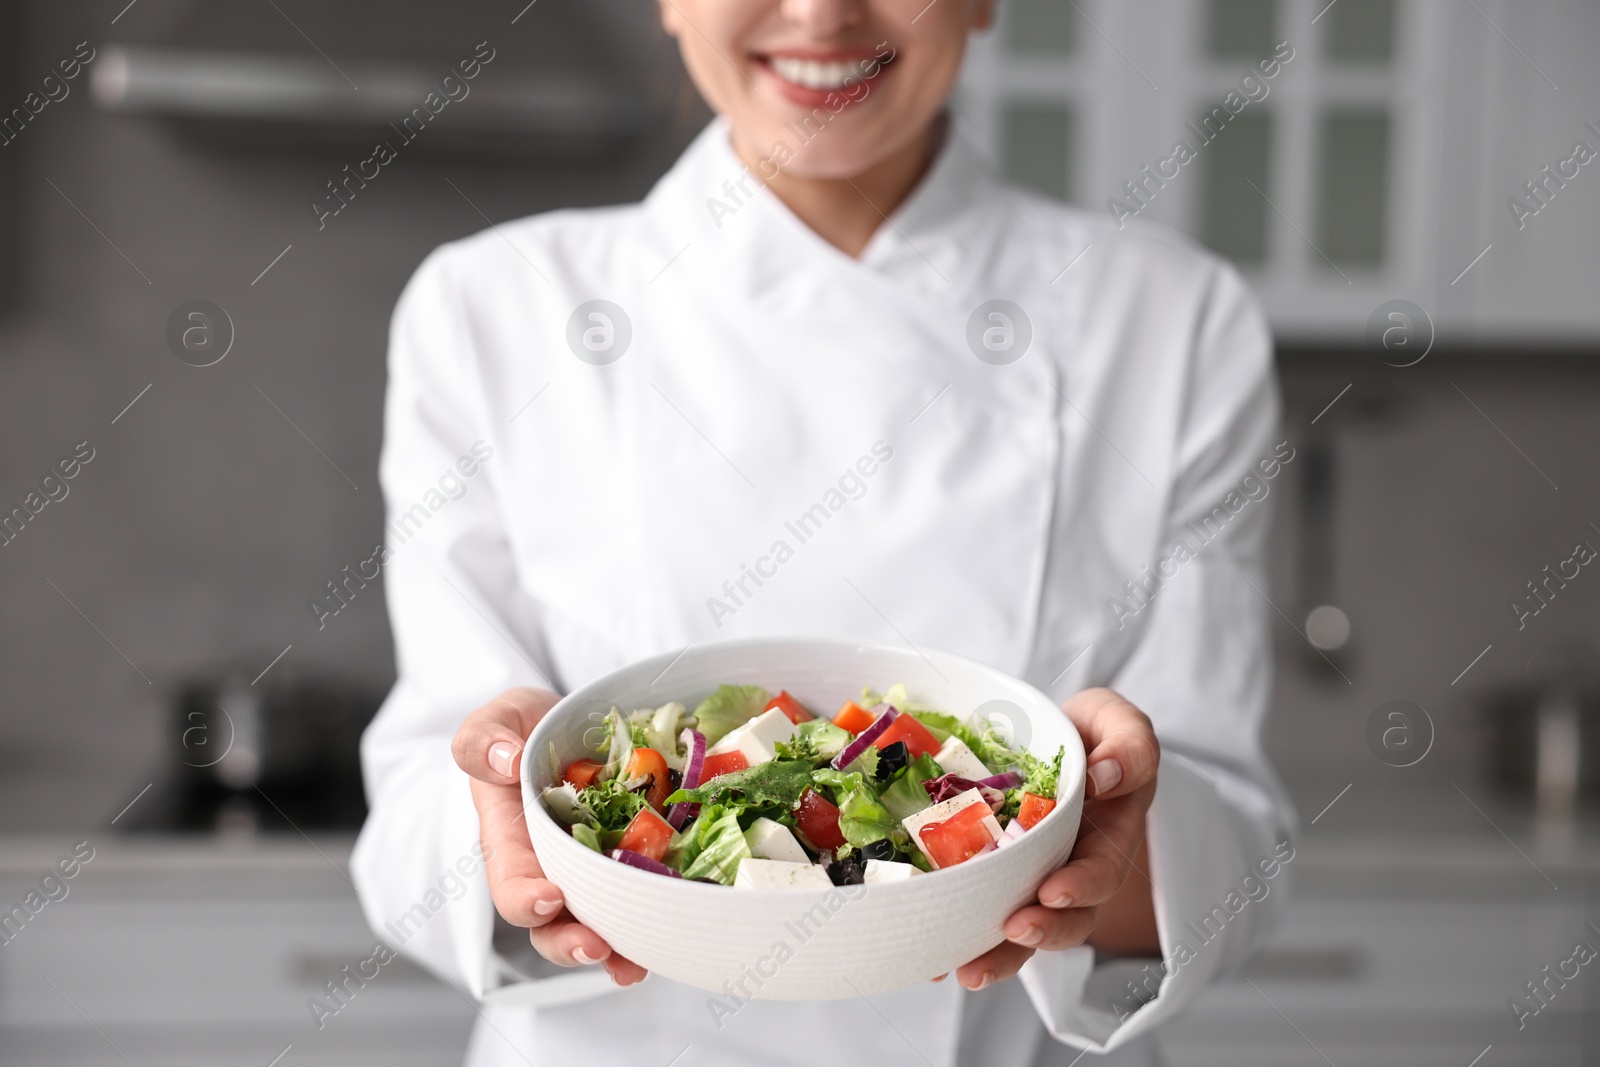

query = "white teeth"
[768,55,875,92]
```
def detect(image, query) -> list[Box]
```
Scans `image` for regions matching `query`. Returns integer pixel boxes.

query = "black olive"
[668,768,683,790]
[861,839,896,862]
[826,855,866,886]
[876,741,910,781]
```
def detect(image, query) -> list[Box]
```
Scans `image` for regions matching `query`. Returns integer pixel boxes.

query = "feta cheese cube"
[706,708,796,766]
[863,859,922,884]
[743,817,810,863]
[900,788,1004,868]
[934,735,993,781]
[733,858,834,890]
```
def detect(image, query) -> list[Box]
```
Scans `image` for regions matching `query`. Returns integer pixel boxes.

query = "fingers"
[604,952,649,987]
[470,776,565,928]
[452,687,562,785]
[1033,786,1152,910]
[1059,688,1159,800]
[955,941,1036,990]
[1003,902,1100,952]
[529,912,618,967]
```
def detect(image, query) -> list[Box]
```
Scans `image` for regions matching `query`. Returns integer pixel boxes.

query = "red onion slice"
[667,728,707,830]
[831,704,899,770]
[976,771,1024,792]
[609,848,682,878]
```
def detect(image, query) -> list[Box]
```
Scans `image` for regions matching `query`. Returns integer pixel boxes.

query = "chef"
[351,0,1296,1064]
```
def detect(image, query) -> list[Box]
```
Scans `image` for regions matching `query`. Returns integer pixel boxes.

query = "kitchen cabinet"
[959,0,1600,344]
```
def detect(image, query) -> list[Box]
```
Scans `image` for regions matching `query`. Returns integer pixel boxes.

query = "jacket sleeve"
[348,249,611,1006]
[1019,263,1298,1050]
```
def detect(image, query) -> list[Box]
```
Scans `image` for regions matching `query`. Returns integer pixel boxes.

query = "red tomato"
[1016,792,1056,830]
[616,808,674,862]
[766,690,813,725]
[700,749,748,781]
[562,758,604,791]
[832,701,876,734]
[918,803,997,869]
[872,714,942,760]
[625,748,673,813]
[793,788,845,852]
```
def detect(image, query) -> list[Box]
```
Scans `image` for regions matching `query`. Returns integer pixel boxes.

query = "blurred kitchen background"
[1,0,1597,1064]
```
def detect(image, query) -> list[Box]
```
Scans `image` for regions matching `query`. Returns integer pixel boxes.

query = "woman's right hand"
[451,687,647,986]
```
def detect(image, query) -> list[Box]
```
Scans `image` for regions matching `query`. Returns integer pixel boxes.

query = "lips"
[754,48,893,109]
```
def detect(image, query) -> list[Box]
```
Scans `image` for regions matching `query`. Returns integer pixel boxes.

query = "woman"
[351,1,1294,1064]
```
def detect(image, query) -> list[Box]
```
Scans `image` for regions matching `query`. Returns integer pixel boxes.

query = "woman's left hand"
[952,687,1161,990]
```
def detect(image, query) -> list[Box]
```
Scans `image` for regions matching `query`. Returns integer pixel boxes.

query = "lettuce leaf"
[775,719,851,763]
[571,824,602,852]
[691,685,771,747]
[878,753,941,823]
[598,707,634,781]
[664,759,814,812]
[811,769,893,846]
[668,803,751,885]
[632,701,686,770]
[575,778,649,832]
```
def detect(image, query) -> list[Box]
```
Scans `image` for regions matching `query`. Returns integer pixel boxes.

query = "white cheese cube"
[743,817,810,863]
[706,708,796,766]
[863,859,922,884]
[540,784,585,824]
[934,735,993,781]
[900,788,1004,869]
[733,858,834,890]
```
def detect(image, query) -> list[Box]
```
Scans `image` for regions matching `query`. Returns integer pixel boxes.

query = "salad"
[539,683,1063,888]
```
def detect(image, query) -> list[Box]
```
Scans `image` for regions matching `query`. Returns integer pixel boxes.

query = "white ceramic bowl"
[521,636,1085,1000]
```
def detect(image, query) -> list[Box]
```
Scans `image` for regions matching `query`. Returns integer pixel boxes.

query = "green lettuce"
[691,685,771,747]
[811,769,894,846]
[664,759,814,812]
[631,701,686,769]
[575,778,649,832]
[668,804,751,885]
[775,719,851,763]
[878,753,941,823]
[571,824,602,852]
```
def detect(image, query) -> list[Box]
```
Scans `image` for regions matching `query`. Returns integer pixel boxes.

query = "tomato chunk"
[700,749,748,782]
[872,714,942,760]
[1016,792,1056,830]
[616,808,673,862]
[919,804,997,869]
[833,701,876,735]
[766,690,813,725]
[562,758,604,791]
[625,747,673,813]
[793,788,845,852]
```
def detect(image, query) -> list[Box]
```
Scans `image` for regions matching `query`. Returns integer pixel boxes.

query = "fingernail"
[488,742,520,779]
[1010,925,1043,946]
[967,970,995,991]
[533,897,563,916]
[1044,894,1073,909]
[930,973,948,983]
[573,947,607,965]
[1087,758,1123,798]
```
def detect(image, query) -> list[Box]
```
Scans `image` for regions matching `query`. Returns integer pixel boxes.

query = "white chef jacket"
[351,116,1295,1067]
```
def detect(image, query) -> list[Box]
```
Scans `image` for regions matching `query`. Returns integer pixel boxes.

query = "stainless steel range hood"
[91,45,643,157]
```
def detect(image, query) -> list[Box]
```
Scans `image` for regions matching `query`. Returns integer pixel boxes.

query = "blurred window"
[1317,109,1389,266]
[1207,0,1278,59]
[1199,111,1274,264]
[1002,102,1074,200]
[1325,0,1397,63]
[1005,0,1078,54]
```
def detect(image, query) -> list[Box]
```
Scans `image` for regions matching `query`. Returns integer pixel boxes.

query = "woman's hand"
[952,688,1161,990]
[451,687,648,986]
